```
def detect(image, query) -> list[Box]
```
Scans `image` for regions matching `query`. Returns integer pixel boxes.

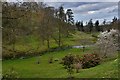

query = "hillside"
[3,48,118,78]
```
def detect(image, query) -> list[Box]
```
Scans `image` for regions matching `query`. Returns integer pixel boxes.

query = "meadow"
[3,48,118,78]
[2,32,118,78]
[2,2,119,78]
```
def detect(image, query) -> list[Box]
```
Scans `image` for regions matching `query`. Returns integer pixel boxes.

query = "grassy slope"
[74,59,118,78]
[3,31,118,78]
[5,31,96,52]
[2,48,118,78]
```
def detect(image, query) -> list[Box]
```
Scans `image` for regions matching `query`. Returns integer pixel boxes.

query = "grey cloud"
[45,2,98,8]
[45,2,118,23]
[71,2,117,14]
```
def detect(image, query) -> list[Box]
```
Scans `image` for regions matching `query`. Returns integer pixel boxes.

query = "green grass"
[2,48,118,78]
[74,59,118,78]
[4,31,97,52]
[3,31,118,78]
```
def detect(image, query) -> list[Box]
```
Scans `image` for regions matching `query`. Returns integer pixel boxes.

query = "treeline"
[76,17,119,32]
[2,2,75,51]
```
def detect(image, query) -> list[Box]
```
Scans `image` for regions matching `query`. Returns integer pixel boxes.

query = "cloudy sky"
[6,0,119,25]
[45,2,118,25]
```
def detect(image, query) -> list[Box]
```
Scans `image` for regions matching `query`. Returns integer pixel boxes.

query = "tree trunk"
[58,26,61,48]
[47,38,50,49]
[12,28,16,51]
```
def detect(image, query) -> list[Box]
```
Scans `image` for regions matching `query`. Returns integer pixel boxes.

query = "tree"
[65,9,74,36]
[95,20,100,31]
[76,21,80,31]
[76,21,84,32]
[35,5,56,49]
[57,6,66,47]
[88,19,93,32]
[44,7,55,49]
[95,29,119,58]
[2,2,20,51]
[111,16,118,29]
[103,19,106,25]
[66,9,74,25]
[2,2,76,59]
[80,21,84,31]
[112,16,117,24]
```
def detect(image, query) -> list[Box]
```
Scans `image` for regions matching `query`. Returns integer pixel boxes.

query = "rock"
[114,59,117,62]
[20,57,25,59]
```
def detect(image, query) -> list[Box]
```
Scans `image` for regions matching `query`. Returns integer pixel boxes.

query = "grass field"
[2,48,118,78]
[2,31,118,78]
[4,31,96,52]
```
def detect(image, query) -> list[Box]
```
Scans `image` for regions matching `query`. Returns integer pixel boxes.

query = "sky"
[45,2,118,25]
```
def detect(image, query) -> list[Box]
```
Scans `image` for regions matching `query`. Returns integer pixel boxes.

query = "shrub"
[73,55,82,73]
[61,53,101,75]
[62,54,74,69]
[81,53,101,69]
[62,53,74,77]
[74,62,82,73]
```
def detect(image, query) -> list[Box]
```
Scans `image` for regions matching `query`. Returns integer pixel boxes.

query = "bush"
[74,62,82,73]
[73,55,82,73]
[81,53,101,69]
[62,54,74,69]
[61,53,101,74]
[62,53,74,77]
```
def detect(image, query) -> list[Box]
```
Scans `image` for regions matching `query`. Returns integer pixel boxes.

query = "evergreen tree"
[112,16,117,24]
[80,21,84,31]
[76,21,80,31]
[88,19,93,32]
[95,20,100,31]
[103,19,106,25]
[66,9,74,25]
[57,6,66,47]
